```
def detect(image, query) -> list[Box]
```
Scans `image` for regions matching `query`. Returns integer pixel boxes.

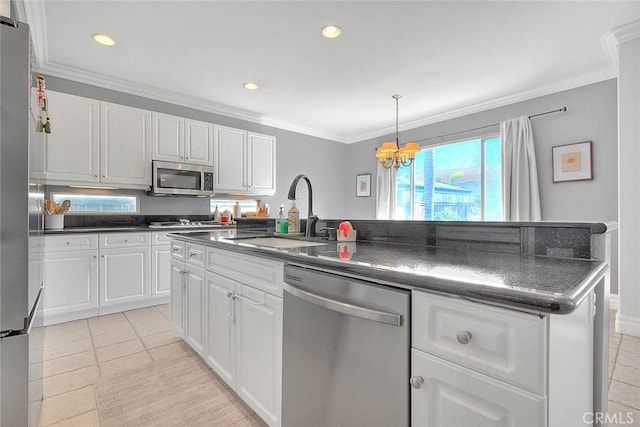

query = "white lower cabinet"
[151,232,172,299]
[411,290,597,427]
[170,245,206,357]
[43,232,169,325]
[234,284,282,426]
[203,271,282,427]
[172,242,283,427]
[411,349,546,427]
[204,271,235,385]
[99,233,151,313]
[99,247,150,309]
[43,249,99,323]
[170,259,185,337]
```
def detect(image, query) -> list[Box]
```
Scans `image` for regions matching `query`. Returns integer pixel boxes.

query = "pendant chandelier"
[375,94,421,169]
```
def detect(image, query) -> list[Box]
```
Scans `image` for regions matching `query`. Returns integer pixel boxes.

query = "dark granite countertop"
[44,225,236,234]
[170,229,608,315]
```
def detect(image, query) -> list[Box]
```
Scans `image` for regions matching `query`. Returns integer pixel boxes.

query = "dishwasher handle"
[283,282,402,326]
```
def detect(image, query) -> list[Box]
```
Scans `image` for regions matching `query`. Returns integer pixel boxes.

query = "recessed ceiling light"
[243,82,259,90]
[322,24,342,39]
[93,33,115,46]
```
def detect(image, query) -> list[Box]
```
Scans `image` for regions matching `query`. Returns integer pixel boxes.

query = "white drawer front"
[411,349,546,427]
[412,291,546,395]
[45,234,99,252]
[170,240,185,261]
[185,243,205,267]
[206,247,283,297]
[151,232,172,246]
[99,232,150,249]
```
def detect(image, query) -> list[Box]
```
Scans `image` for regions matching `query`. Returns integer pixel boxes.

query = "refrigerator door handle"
[0,285,43,339]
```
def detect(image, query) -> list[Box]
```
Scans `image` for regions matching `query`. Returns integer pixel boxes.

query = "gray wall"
[346,79,619,292]
[43,76,351,219]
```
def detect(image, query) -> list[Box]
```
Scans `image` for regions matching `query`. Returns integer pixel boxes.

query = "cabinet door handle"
[409,376,424,389]
[456,331,472,345]
[232,292,265,306]
[227,291,234,319]
[189,252,197,258]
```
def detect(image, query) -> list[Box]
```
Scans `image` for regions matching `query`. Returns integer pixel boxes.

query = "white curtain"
[500,115,542,221]
[376,162,397,220]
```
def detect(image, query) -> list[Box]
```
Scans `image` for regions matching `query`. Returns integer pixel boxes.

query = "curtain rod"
[415,106,567,144]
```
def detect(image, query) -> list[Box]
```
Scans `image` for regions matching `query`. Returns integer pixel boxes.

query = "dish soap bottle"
[276,204,285,231]
[288,201,299,233]
[213,205,220,222]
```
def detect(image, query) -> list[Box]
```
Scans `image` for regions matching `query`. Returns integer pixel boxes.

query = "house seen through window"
[395,135,502,221]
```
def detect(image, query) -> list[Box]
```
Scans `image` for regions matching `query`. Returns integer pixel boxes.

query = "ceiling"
[19,1,640,144]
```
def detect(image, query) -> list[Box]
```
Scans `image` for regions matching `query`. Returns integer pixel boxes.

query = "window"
[210,199,259,214]
[51,193,139,214]
[395,135,502,221]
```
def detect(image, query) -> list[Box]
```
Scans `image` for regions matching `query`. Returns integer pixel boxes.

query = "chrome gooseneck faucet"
[287,174,318,238]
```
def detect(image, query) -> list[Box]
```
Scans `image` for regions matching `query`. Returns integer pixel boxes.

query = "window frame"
[50,192,140,215]
[398,132,501,221]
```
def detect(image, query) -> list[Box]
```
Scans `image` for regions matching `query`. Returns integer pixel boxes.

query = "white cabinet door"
[204,271,235,386]
[411,349,546,427]
[151,112,184,162]
[214,125,246,193]
[184,264,205,356]
[42,90,100,183]
[170,259,185,337]
[100,102,151,187]
[152,246,171,299]
[248,132,276,195]
[99,246,151,307]
[185,119,213,165]
[235,285,282,427]
[43,250,99,319]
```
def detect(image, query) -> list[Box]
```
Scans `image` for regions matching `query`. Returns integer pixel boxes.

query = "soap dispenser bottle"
[288,201,299,233]
[213,205,220,222]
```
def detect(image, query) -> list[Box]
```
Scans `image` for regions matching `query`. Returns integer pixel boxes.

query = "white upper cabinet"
[214,125,276,195]
[185,119,214,165]
[100,102,152,187]
[39,90,150,189]
[152,113,213,166]
[39,90,100,183]
[248,132,276,194]
[152,112,184,162]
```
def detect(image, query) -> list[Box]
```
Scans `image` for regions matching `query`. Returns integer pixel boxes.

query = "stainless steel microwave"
[149,161,215,197]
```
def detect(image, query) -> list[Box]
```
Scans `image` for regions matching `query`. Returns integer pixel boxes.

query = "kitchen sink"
[232,236,329,249]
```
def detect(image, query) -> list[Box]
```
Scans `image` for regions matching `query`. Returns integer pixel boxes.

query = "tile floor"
[38,307,640,426]
[38,304,263,427]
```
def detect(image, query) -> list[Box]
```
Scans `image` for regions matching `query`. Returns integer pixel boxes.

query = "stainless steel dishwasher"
[282,264,410,427]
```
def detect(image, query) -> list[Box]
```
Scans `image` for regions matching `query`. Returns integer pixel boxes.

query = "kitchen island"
[170,221,613,427]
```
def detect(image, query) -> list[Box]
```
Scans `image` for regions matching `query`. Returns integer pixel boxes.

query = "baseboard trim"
[616,312,640,337]
[610,294,619,311]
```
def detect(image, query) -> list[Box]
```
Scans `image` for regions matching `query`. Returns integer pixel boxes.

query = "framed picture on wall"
[356,173,371,197]
[552,141,593,183]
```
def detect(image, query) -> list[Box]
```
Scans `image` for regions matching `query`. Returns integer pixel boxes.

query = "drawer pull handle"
[173,248,180,252]
[456,331,472,345]
[409,376,424,389]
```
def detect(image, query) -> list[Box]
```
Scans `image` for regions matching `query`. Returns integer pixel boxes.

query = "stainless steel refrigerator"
[0,16,44,427]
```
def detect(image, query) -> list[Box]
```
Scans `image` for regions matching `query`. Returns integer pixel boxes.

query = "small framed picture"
[552,141,593,183]
[356,173,371,197]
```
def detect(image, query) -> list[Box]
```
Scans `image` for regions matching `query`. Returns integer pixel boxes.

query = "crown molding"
[602,31,619,74]
[348,69,616,144]
[20,0,47,66]
[611,19,640,45]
